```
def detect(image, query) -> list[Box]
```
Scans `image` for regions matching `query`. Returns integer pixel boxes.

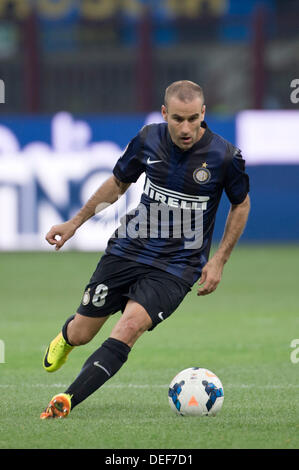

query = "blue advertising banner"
[0,111,298,251]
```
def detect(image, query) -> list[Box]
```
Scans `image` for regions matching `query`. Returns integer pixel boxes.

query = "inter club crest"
[193,162,211,184]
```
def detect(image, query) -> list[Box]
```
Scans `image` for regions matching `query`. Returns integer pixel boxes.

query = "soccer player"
[40,80,250,419]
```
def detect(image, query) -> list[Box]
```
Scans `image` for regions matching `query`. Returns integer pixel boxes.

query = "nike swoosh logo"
[158,312,164,321]
[147,157,162,165]
[43,347,53,368]
[93,361,111,377]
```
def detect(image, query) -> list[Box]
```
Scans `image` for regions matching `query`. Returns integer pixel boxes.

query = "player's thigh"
[125,271,191,332]
[68,313,110,345]
[76,254,139,319]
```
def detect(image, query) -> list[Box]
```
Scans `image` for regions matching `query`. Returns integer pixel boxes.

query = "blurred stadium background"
[0,0,298,249]
[1,0,299,450]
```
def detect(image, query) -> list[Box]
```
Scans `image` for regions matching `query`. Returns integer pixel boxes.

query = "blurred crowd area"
[0,0,298,114]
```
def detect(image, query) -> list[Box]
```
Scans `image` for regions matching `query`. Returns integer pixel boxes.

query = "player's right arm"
[45,176,130,251]
[46,127,146,251]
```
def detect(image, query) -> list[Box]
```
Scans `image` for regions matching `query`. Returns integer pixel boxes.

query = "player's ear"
[201,104,206,120]
[161,105,168,122]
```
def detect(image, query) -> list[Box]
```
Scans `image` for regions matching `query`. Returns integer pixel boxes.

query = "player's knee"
[123,316,145,336]
[119,315,151,343]
[67,330,92,346]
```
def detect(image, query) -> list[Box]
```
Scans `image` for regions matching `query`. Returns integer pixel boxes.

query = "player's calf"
[65,313,110,346]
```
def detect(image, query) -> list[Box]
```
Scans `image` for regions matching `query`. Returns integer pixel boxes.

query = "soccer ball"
[168,367,224,417]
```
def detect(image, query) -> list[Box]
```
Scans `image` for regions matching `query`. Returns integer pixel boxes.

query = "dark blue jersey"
[106,121,249,286]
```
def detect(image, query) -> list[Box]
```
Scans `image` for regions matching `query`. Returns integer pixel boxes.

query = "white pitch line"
[0,383,167,389]
[1,383,299,389]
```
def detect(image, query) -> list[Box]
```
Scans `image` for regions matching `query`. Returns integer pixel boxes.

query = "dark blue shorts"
[77,253,191,331]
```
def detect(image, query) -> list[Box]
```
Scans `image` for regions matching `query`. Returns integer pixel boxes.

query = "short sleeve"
[224,148,250,204]
[113,130,146,183]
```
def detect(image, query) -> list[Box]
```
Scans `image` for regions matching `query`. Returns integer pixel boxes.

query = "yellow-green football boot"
[43,332,74,372]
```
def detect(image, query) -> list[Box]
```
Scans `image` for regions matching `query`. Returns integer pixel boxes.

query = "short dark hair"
[164,80,204,107]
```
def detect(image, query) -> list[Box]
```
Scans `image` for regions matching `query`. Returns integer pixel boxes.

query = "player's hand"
[45,220,77,251]
[197,258,224,296]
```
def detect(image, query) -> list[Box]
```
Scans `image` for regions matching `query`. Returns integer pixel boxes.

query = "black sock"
[65,337,131,409]
[61,315,75,346]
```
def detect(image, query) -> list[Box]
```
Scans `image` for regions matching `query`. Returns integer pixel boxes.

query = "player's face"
[161,97,206,151]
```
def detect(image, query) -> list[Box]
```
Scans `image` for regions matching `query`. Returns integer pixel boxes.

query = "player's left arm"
[197,194,250,296]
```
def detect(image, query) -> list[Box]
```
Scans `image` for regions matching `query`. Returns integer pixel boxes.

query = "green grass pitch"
[1,245,299,449]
